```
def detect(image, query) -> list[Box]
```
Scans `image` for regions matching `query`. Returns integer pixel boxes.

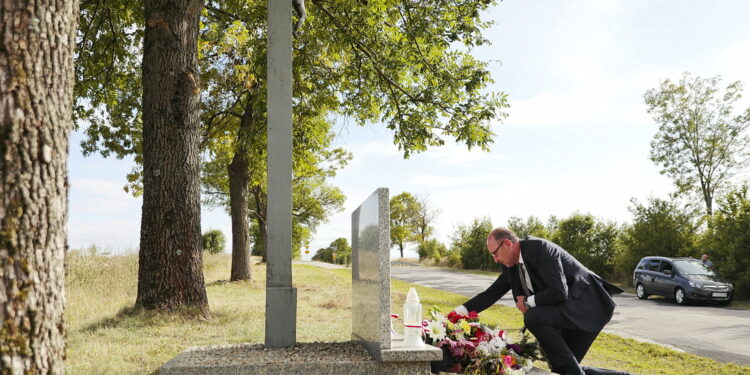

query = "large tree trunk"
[0,0,78,372]
[227,104,254,281]
[251,185,269,263]
[137,0,209,317]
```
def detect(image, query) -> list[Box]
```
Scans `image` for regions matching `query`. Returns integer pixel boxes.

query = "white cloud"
[70,178,131,199]
[414,141,503,166]
[717,35,750,81]
[340,140,402,173]
[408,173,505,188]
[715,34,750,108]
[69,178,139,212]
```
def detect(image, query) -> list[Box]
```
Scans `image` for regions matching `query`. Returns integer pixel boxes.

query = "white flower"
[425,320,447,341]
[476,341,500,357]
[484,326,508,342]
[489,337,506,350]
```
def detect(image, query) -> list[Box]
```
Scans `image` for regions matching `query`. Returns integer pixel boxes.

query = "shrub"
[707,185,750,298]
[615,198,698,280]
[417,239,448,261]
[552,213,621,279]
[452,217,498,271]
[202,229,226,254]
[312,237,351,265]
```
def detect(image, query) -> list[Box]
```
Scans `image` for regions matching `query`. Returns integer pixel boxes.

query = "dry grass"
[65,252,351,374]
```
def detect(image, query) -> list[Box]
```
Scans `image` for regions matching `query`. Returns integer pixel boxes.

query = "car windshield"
[674,260,715,276]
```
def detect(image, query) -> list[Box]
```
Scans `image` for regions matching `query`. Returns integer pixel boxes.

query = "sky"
[68,0,750,259]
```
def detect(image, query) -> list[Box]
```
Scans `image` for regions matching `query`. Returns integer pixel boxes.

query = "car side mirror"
[663,269,672,276]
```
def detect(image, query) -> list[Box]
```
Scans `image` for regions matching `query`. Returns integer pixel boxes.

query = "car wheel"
[636,283,649,300]
[674,288,689,305]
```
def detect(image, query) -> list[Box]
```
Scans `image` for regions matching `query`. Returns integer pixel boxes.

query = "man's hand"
[453,305,469,316]
[516,295,528,314]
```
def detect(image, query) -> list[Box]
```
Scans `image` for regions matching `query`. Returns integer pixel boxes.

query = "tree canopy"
[75,0,509,167]
[552,213,621,278]
[615,197,698,278]
[644,73,750,216]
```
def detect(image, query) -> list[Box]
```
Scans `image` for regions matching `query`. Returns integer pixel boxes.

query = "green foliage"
[390,192,420,257]
[551,213,621,279]
[75,0,144,195]
[707,185,750,298]
[312,237,351,265]
[507,215,557,239]
[250,221,263,257]
[75,0,509,184]
[644,72,750,216]
[453,216,498,271]
[445,250,463,268]
[417,239,448,262]
[390,192,440,259]
[74,0,508,266]
[615,198,698,279]
[311,247,331,262]
[202,229,226,254]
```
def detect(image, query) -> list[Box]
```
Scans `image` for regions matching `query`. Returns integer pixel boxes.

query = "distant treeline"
[312,186,750,299]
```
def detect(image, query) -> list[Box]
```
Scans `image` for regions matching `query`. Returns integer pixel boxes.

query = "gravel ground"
[181,342,373,365]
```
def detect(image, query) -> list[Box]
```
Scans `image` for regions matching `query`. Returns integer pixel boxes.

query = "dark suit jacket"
[463,236,621,332]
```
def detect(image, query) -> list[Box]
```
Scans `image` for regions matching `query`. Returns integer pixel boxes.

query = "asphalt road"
[390,265,750,367]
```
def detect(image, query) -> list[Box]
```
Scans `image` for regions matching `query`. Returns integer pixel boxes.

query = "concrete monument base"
[160,341,438,375]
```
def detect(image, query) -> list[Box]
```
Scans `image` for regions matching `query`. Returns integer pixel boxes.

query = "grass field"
[65,252,750,374]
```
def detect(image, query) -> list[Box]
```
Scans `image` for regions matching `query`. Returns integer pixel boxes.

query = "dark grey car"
[632,256,734,305]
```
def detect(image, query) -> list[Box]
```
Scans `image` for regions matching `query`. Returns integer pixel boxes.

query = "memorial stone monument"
[350,188,442,365]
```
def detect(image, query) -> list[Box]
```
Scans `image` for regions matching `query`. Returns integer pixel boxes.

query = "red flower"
[473,327,488,341]
[447,311,464,323]
[467,311,479,320]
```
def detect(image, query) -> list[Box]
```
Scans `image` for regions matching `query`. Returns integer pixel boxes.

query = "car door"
[654,260,675,295]
[643,259,662,294]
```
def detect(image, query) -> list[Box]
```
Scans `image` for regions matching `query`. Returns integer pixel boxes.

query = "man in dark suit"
[454,228,631,375]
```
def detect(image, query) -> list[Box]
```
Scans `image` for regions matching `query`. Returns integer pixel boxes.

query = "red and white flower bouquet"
[422,307,545,374]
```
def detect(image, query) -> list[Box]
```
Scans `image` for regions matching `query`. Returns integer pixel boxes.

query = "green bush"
[615,198,698,280]
[312,237,351,265]
[445,250,462,268]
[507,215,556,239]
[417,239,447,261]
[707,185,750,298]
[551,213,621,279]
[202,229,226,254]
[452,217,499,271]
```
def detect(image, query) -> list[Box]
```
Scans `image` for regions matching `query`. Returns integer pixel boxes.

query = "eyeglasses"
[491,239,506,257]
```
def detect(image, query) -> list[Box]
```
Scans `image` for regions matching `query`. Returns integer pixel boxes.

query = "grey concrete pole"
[265,0,296,348]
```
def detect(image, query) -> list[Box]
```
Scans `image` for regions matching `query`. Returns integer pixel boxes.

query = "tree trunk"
[227,104,254,281]
[1,0,78,372]
[251,185,268,263]
[137,0,209,317]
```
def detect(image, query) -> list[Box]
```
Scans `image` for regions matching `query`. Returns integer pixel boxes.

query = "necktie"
[519,263,532,296]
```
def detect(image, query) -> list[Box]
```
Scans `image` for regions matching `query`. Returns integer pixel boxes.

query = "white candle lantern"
[402,287,424,347]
